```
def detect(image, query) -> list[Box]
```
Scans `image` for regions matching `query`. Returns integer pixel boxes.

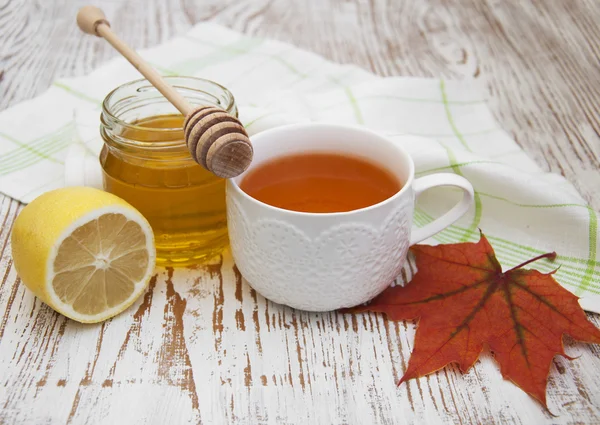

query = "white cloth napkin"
[1,22,598,312]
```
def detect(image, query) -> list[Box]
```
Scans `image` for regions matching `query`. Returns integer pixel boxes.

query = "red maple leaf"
[345,233,600,407]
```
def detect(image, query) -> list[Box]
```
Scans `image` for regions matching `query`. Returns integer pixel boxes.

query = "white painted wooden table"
[1,1,599,424]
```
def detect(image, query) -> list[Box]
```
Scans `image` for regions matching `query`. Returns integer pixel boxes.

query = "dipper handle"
[76,6,253,178]
[76,6,191,115]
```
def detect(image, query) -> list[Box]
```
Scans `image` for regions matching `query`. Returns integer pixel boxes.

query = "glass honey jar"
[99,77,238,267]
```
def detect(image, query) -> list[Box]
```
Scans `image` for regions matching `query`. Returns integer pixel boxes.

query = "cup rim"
[227,122,415,217]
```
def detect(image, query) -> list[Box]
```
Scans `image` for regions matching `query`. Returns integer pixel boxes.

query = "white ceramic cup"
[226,123,474,311]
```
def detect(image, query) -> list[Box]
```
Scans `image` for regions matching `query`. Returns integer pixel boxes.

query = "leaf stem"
[507,252,557,272]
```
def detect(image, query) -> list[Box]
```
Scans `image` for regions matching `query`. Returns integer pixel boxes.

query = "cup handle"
[409,173,475,245]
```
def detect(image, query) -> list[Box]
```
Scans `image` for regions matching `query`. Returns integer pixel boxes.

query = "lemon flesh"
[11,187,156,323]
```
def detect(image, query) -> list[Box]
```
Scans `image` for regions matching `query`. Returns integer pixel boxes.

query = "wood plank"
[2,252,600,423]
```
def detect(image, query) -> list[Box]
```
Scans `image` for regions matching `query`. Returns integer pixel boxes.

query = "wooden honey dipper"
[76,6,252,179]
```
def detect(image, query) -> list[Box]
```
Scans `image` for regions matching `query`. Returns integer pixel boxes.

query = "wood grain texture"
[1,0,599,424]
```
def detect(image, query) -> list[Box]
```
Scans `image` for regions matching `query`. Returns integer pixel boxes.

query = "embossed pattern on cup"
[227,193,412,311]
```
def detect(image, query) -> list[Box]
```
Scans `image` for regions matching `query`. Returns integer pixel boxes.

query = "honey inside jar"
[100,114,227,267]
[99,77,238,267]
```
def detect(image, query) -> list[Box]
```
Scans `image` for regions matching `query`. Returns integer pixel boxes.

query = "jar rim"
[101,75,237,133]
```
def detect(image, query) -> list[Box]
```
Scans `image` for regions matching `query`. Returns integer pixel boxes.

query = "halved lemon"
[11,187,156,323]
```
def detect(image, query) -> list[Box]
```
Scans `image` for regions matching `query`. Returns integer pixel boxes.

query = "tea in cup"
[226,123,474,311]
